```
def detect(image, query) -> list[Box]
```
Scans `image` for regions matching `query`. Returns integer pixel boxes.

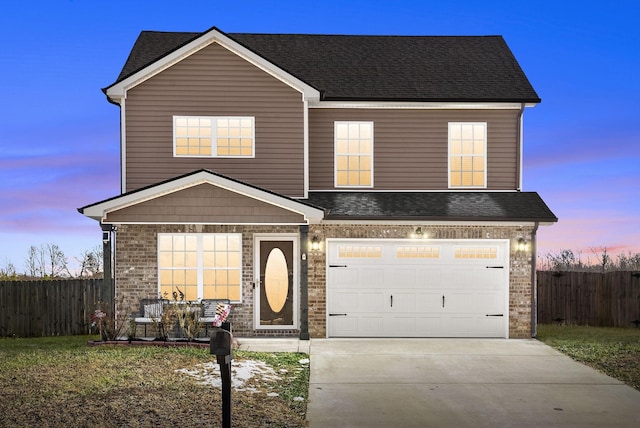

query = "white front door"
[254,235,298,330]
[327,239,509,338]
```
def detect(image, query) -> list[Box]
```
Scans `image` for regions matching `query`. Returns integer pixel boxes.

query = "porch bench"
[133,298,168,337]
[200,299,233,335]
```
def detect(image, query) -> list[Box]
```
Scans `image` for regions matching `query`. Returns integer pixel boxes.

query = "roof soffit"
[105,27,320,103]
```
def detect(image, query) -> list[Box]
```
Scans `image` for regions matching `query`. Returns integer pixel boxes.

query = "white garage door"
[327,239,509,338]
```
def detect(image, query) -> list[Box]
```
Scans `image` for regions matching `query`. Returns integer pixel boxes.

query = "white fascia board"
[319,220,543,227]
[82,171,324,223]
[309,101,525,109]
[105,28,320,103]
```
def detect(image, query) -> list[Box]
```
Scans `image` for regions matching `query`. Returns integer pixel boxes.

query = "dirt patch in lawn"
[0,339,308,427]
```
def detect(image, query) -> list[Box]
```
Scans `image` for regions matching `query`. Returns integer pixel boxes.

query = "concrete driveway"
[306,339,640,428]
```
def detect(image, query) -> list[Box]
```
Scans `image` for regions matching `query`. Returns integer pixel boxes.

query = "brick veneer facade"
[115,223,535,339]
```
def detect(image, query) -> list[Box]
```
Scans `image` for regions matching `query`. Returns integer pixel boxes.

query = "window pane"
[360,171,371,185]
[348,156,359,170]
[461,157,473,171]
[473,156,484,170]
[228,287,241,301]
[462,172,473,186]
[185,251,197,267]
[461,124,473,139]
[228,269,240,285]
[349,171,359,185]
[336,140,348,153]
[450,156,461,171]
[337,171,348,186]
[473,172,485,186]
[216,270,228,285]
[336,123,348,139]
[228,235,241,251]
[360,156,371,171]
[360,124,372,139]
[360,140,371,154]
[215,252,228,267]
[228,252,240,268]
[348,123,359,138]
[203,270,215,285]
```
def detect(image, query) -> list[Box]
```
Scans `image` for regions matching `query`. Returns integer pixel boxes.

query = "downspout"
[517,103,525,191]
[530,221,539,338]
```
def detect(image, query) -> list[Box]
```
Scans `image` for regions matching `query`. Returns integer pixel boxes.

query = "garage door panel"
[328,239,508,338]
[387,316,416,333]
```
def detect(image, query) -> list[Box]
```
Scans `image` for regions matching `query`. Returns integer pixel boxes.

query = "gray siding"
[308,109,520,190]
[124,42,305,197]
[106,184,306,224]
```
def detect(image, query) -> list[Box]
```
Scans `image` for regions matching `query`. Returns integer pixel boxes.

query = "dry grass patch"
[0,336,308,427]
[537,325,640,391]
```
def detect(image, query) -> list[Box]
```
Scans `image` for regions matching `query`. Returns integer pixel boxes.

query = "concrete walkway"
[306,338,640,428]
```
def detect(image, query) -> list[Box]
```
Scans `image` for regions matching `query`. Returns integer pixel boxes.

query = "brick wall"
[114,224,300,337]
[115,223,535,339]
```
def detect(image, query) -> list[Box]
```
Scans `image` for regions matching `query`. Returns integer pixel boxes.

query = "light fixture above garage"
[517,237,528,252]
[411,227,426,239]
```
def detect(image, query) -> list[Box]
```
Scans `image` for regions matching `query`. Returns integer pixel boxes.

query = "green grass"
[0,336,309,427]
[537,325,640,390]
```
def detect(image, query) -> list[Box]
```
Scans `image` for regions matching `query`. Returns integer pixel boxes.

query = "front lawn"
[537,325,640,391]
[0,336,309,427]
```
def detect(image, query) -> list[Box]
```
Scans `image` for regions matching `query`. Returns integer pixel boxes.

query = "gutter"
[530,221,540,337]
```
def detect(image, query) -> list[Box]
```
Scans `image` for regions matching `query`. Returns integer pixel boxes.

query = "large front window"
[335,121,373,187]
[158,234,242,302]
[449,122,486,188]
[173,116,255,157]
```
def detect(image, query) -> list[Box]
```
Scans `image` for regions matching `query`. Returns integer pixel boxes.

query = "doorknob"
[390,295,393,307]
[442,295,445,308]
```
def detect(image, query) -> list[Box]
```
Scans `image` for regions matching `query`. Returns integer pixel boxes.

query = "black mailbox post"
[210,328,233,428]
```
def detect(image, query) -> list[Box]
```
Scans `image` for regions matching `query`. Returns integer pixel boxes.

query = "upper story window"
[449,122,486,188]
[158,233,242,302]
[335,121,373,188]
[174,116,255,158]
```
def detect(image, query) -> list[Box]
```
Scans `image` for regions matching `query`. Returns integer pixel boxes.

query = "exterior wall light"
[517,237,528,252]
[311,236,321,251]
[411,227,426,239]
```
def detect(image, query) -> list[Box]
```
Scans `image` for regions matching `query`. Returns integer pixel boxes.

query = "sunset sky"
[1,0,638,273]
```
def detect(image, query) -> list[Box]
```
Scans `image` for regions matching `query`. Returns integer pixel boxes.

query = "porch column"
[299,225,310,340]
[101,224,115,315]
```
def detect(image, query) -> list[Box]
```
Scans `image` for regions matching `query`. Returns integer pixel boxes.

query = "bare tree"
[25,245,45,278]
[76,245,104,278]
[24,243,70,279]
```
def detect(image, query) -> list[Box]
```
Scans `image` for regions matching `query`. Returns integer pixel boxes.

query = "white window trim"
[173,115,255,158]
[334,121,374,188]
[157,233,243,303]
[448,122,487,189]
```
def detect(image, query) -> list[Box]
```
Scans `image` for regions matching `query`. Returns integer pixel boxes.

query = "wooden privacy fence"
[537,271,640,327]
[0,279,108,337]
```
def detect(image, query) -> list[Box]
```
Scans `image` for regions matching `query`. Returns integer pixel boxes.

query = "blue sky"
[1,0,638,272]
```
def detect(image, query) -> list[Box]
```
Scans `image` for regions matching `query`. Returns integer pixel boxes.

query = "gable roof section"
[105,27,320,103]
[304,192,557,223]
[79,170,325,224]
[107,27,540,103]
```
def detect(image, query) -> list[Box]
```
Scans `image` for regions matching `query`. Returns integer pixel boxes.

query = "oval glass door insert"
[264,248,289,313]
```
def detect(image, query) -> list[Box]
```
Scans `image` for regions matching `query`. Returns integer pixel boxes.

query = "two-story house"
[80,26,557,339]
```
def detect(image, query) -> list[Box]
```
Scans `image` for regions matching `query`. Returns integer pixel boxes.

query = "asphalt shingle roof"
[303,192,557,222]
[111,27,540,103]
